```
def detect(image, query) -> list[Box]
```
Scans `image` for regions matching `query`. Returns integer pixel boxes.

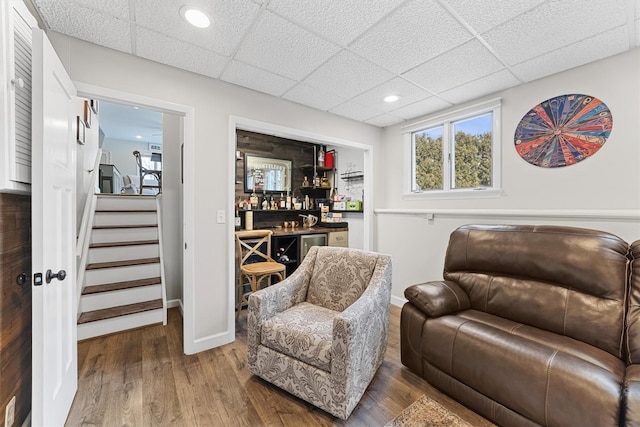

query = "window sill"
[402,188,503,200]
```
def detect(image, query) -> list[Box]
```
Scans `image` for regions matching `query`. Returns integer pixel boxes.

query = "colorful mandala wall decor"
[514,94,613,168]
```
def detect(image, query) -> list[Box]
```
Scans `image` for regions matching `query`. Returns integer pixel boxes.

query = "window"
[405,99,501,199]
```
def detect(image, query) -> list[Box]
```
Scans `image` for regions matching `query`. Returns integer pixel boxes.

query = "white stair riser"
[77,309,163,341]
[91,227,158,244]
[93,211,157,227]
[96,196,156,211]
[88,243,159,264]
[81,284,162,312]
[85,263,161,286]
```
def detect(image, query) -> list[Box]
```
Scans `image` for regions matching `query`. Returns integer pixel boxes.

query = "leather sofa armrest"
[625,364,640,426]
[404,280,470,317]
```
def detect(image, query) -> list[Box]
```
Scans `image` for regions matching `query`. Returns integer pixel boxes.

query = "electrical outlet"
[5,395,15,427]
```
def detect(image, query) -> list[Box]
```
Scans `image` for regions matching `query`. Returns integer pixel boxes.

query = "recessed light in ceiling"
[135,135,143,139]
[180,6,211,28]
[384,95,400,103]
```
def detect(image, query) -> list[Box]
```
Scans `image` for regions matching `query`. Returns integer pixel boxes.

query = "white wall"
[377,48,640,304]
[160,113,182,302]
[75,97,100,234]
[47,32,383,352]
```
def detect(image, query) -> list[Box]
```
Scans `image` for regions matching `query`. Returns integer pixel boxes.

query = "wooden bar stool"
[235,230,286,318]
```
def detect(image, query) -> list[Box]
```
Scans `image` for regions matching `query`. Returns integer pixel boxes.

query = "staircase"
[77,194,167,340]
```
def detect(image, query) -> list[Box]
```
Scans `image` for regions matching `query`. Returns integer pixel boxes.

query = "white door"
[31,28,78,426]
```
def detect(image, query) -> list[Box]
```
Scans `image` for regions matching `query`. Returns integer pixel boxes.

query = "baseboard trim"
[166,298,184,317]
[391,294,406,308]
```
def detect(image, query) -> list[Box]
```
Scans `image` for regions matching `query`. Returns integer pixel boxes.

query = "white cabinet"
[0,1,37,193]
[328,230,349,247]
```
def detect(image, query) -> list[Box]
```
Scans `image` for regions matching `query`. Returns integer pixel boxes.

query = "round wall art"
[514,93,612,168]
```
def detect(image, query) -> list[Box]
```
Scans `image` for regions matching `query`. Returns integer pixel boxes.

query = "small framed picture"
[90,99,99,114]
[83,100,91,128]
[76,116,85,145]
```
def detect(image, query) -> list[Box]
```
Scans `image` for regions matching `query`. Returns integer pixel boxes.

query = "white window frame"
[402,98,502,200]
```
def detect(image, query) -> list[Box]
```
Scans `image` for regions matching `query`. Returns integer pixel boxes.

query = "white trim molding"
[375,208,640,221]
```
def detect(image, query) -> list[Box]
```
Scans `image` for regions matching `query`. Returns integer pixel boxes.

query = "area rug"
[385,395,475,427]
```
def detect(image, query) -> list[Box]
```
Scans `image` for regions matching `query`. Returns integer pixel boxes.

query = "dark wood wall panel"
[235,129,316,202]
[0,193,31,427]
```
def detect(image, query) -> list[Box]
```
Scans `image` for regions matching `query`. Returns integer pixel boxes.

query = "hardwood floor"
[67,306,493,426]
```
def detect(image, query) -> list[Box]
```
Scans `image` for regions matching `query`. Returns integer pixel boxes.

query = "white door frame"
[227,116,374,337]
[74,82,197,354]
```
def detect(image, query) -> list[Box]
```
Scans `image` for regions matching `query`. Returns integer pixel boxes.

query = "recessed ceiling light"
[135,135,143,139]
[384,95,400,103]
[180,6,211,28]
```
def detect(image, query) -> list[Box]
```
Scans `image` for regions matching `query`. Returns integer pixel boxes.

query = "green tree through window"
[453,130,492,189]
[414,129,443,190]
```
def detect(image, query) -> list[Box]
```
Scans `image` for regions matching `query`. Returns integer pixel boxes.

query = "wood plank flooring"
[67,306,493,426]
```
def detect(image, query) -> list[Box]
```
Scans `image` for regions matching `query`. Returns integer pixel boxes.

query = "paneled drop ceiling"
[31,0,640,128]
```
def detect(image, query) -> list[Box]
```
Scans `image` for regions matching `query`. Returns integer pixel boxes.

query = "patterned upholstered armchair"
[247,246,393,420]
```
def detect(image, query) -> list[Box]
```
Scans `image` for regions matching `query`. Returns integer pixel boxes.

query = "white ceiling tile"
[351,78,432,113]
[282,84,346,111]
[34,0,131,53]
[329,101,385,122]
[403,39,504,93]
[365,114,404,127]
[135,0,260,56]
[36,0,130,20]
[221,61,297,97]
[389,97,453,121]
[137,28,229,78]
[235,10,341,80]
[439,70,520,105]
[483,0,628,65]
[267,0,405,46]
[349,0,472,74]
[302,50,394,99]
[71,0,130,20]
[511,26,629,82]
[448,0,548,34]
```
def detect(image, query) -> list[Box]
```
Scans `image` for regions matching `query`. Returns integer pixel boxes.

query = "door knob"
[16,272,27,286]
[46,269,66,284]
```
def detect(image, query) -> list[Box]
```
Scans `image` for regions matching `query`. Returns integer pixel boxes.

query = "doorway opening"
[75,82,195,354]
[228,116,374,337]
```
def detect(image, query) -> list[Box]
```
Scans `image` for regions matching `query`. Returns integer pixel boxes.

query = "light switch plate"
[216,210,225,224]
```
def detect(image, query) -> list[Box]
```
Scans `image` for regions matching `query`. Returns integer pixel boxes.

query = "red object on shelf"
[325,150,334,169]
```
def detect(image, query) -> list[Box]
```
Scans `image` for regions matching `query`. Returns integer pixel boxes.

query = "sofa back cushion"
[444,224,630,358]
[306,246,379,312]
[626,241,640,363]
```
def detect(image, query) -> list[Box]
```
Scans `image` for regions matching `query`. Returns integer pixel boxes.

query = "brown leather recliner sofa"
[401,224,640,427]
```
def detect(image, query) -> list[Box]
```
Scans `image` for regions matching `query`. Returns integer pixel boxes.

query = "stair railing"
[76,148,102,307]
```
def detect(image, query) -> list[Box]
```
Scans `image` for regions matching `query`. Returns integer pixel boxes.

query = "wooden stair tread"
[92,224,157,230]
[78,299,163,324]
[90,239,159,249]
[82,277,162,295]
[86,257,160,270]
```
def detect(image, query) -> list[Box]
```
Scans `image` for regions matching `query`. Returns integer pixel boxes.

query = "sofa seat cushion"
[424,309,625,426]
[261,302,338,372]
